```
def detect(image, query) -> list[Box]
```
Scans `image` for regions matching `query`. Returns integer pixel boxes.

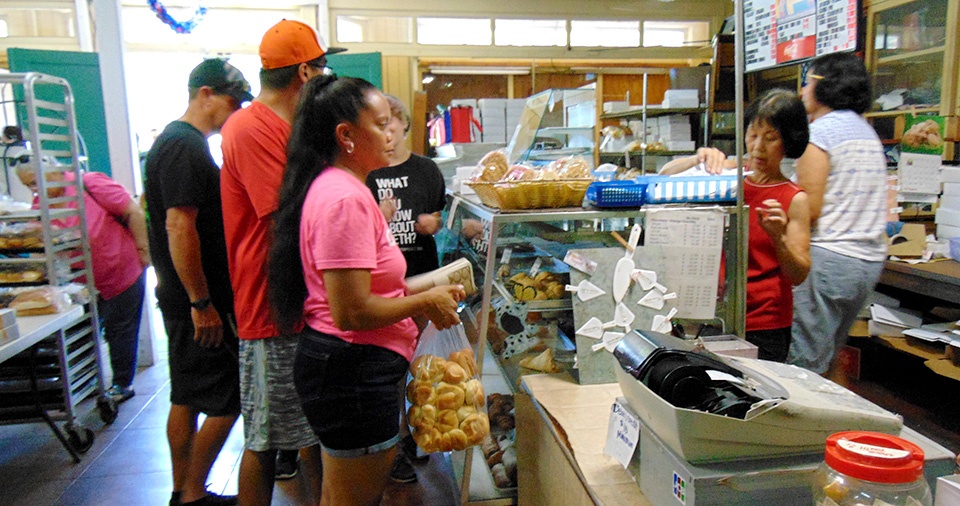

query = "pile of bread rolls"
[469,150,592,183]
[407,348,490,452]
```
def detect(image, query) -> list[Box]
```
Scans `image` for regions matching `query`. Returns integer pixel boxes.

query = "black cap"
[188,58,254,104]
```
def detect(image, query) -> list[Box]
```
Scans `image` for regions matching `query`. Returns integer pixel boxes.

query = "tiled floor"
[0,357,461,506]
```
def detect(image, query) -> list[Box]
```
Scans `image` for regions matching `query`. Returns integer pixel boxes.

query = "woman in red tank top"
[660,89,811,361]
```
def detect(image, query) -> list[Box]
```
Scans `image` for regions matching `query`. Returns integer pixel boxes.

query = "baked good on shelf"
[491,463,512,488]
[474,150,509,182]
[518,348,560,373]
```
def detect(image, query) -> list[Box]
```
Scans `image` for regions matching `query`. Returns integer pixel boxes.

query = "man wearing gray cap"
[144,58,252,506]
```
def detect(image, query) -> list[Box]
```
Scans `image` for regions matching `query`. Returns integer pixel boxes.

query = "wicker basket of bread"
[465,151,593,210]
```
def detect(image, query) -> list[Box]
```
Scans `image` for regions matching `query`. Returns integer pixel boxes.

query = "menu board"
[745,0,858,73]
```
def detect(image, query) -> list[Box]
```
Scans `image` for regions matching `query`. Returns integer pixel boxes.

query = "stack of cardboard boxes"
[937,166,960,239]
[478,98,526,144]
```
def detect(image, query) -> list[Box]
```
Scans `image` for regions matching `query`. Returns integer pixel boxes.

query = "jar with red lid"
[812,431,932,505]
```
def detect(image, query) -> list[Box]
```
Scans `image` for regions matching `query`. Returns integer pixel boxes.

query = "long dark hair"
[268,75,378,332]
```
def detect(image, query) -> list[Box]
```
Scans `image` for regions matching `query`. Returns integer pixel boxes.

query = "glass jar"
[812,431,932,506]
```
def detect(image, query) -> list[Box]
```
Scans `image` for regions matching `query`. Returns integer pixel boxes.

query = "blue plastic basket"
[585,180,648,208]
[641,175,739,204]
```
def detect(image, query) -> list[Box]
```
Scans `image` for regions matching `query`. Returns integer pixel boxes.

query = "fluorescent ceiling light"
[429,66,530,75]
[422,74,436,84]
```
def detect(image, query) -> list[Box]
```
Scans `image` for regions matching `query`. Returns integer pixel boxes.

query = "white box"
[603,101,630,113]
[940,193,960,211]
[477,98,507,109]
[0,308,15,328]
[935,207,960,228]
[665,141,696,151]
[662,98,700,108]
[700,335,759,359]
[657,115,689,126]
[664,89,699,100]
[937,223,960,239]
[943,182,960,195]
[941,166,960,183]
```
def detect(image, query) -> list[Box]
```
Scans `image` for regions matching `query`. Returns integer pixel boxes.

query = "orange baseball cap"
[259,19,346,70]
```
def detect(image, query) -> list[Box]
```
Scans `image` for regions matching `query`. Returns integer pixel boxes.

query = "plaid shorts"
[239,334,319,451]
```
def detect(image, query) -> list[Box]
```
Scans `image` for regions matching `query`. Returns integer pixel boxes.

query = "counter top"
[880,259,960,304]
[0,305,85,363]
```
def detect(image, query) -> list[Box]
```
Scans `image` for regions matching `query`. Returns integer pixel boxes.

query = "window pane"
[336,15,413,43]
[122,6,304,48]
[642,21,711,47]
[417,17,491,46]
[495,19,565,47]
[0,8,75,37]
[570,20,639,47]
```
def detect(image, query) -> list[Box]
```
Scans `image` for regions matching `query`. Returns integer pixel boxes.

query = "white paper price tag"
[529,257,542,276]
[603,400,640,469]
[501,247,513,265]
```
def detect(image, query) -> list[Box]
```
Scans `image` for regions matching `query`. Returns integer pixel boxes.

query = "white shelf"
[0,304,85,363]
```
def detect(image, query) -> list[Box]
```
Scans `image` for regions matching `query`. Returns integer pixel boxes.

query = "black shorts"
[294,327,409,457]
[165,315,241,417]
[745,327,791,362]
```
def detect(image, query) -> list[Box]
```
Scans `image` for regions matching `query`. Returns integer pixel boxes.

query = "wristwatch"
[190,297,211,311]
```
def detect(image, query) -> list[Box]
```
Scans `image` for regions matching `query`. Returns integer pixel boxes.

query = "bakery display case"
[505,88,596,165]
[864,0,960,156]
[0,73,116,462]
[441,190,747,504]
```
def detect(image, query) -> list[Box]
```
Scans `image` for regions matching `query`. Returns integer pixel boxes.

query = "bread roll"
[414,427,442,453]
[460,413,490,445]
[436,409,460,433]
[480,435,500,459]
[456,405,477,422]
[436,382,465,410]
[463,378,485,407]
[487,449,504,467]
[442,429,469,451]
[477,151,509,181]
[448,349,478,377]
[443,362,468,384]
[410,355,447,383]
[406,380,437,406]
[408,404,437,430]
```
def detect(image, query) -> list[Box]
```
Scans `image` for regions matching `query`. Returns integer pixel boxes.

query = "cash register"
[610,330,954,504]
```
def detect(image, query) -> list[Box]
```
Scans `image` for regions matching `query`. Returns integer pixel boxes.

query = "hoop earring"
[345,142,354,154]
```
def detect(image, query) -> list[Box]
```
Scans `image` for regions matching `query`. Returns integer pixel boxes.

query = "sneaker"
[181,492,237,506]
[275,450,299,480]
[400,434,428,462]
[389,452,418,484]
[106,385,135,404]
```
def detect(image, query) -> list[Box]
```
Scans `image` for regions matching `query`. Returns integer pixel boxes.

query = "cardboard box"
[888,222,927,257]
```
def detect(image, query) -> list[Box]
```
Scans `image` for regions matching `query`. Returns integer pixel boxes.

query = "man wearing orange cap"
[219,19,344,505]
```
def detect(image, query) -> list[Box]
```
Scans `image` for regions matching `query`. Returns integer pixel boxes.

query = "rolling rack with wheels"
[0,72,117,462]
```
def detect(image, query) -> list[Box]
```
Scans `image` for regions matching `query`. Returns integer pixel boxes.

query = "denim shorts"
[294,327,410,458]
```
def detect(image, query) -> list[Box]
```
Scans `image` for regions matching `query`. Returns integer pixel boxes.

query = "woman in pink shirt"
[267,75,464,506]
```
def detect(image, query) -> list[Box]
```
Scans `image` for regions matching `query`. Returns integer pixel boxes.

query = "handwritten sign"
[604,399,641,468]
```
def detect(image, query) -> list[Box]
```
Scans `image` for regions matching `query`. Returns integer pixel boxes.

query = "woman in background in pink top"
[268,75,464,506]
[16,167,150,403]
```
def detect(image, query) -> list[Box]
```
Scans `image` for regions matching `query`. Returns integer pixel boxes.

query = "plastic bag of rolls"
[406,322,490,453]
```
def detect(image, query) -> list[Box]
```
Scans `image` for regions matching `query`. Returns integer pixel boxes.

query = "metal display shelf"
[442,191,747,504]
[0,72,117,463]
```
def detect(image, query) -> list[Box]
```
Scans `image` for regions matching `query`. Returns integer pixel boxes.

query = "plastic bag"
[406,322,489,453]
